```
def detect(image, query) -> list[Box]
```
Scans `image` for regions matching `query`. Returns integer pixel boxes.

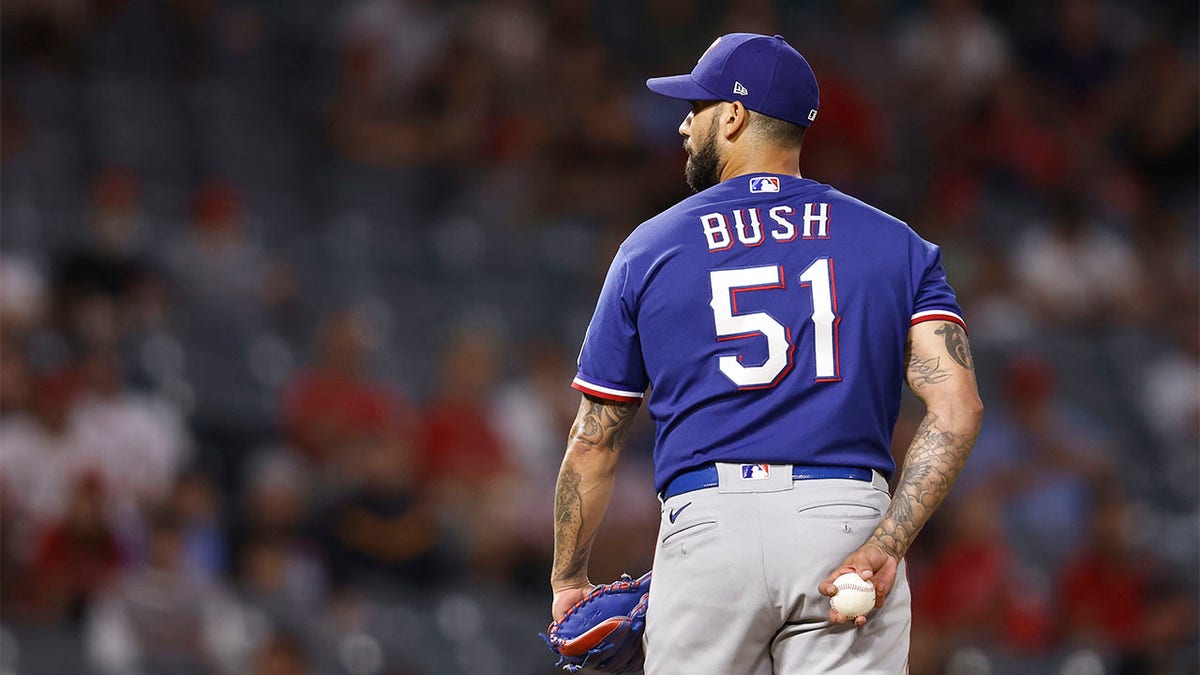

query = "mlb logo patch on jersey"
[749,176,780,193]
[740,464,770,480]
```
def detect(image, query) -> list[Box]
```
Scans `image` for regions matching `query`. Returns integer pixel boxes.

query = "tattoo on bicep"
[906,338,952,389]
[552,466,593,583]
[574,398,638,452]
[902,345,950,384]
[868,411,976,559]
[934,324,974,371]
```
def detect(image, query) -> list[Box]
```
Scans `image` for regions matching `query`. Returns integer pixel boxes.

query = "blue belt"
[660,464,874,500]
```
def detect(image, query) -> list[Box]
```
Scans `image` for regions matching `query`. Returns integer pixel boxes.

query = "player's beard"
[684,115,723,193]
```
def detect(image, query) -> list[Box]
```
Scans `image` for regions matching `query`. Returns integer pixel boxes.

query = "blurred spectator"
[419,333,509,484]
[1010,192,1144,327]
[1059,488,1151,652]
[162,180,293,427]
[1110,39,1199,200]
[339,0,451,97]
[282,310,415,468]
[0,368,87,526]
[318,435,452,590]
[1060,486,1198,673]
[954,253,1036,349]
[489,340,579,586]
[21,472,122,625]
[910,491,1052,670]
[959,357,1114,570]
[0,335,34,417]
[898,0,1010,110]
[231,450,325,610]
[1140,334,1200,448]
[251,632,310,675]
[460,0,547,85]
[52,167,168,348]
[237,534,323,660]
[1025,0,1120,106]
[977,70,1074,193]
[85,508,251,675]
[0,254,48,339]
[163,181,291,324]
[329,0,492,169]
[490,340,577,483]
[800,59,891,196]
[72,346,191,518]
[171,468,226,582]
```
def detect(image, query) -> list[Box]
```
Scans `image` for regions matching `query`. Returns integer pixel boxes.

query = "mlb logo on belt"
[749,176,780,193]
[741,464,770,480]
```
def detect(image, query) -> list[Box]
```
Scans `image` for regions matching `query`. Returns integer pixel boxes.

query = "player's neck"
[720,148,801,183]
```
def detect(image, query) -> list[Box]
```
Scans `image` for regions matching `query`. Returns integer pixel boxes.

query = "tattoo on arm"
[551,397,640,587]
[574,397,638,452]
[552,466,593,584]
[867,411,977,560]
[934,324,973,371]
[905,338,952,389]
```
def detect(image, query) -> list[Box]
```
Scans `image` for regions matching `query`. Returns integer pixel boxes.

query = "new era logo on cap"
[733,81,748,96]
[749,176,779,193]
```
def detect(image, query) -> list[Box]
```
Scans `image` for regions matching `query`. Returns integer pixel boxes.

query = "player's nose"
[678,111,693,138]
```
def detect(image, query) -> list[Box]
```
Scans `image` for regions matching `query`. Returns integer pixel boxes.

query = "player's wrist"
[551,577,592,593]
[865,534,905,562]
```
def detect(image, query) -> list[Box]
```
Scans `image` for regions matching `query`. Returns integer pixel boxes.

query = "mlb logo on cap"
[749,176,780,193]
[741,464,770,480]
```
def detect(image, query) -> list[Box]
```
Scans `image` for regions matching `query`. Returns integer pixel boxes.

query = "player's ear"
[722,101,749,140]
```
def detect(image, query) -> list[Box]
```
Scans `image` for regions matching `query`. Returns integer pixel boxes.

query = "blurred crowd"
[0,0,1196,674]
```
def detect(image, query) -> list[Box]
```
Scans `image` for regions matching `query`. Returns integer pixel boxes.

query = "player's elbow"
[955,393,984,436]
[966,395,984,431]
[926,391,984,434]
[564,437,622,475]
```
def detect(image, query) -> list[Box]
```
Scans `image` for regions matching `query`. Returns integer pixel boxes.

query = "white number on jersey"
[708,259,840,388]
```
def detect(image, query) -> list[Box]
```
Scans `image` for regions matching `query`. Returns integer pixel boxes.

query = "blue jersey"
[573,174,965,493]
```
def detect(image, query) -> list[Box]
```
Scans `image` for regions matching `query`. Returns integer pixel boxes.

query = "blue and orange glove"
[541,572,651,673]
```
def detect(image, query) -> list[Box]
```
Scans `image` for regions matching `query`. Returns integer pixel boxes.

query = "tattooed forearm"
[868,411,977,560]
[906,338,952,389]
[552,466,592,584]
[550,397,640,589]
[934,324,973,371]
[573,396,638,452]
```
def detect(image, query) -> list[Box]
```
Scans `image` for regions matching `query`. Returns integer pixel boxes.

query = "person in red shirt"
[418,333,509,480]
[24,472,123,623]
[1060,488,1150,650]
[282,310,415,466]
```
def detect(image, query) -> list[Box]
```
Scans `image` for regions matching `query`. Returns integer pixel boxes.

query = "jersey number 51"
[708,259,840,389]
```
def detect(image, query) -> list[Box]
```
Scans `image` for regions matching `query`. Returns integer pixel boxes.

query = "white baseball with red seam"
[829,572,875,618]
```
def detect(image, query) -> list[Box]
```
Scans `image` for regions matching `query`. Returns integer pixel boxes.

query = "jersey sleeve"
[909,237,967,331]
[573,248,649,403]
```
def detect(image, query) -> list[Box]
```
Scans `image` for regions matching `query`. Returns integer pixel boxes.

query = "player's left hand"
[819,541,900,627]
[551,582,595,623]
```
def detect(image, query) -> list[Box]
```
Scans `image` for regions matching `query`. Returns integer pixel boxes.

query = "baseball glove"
[541,571,652,673]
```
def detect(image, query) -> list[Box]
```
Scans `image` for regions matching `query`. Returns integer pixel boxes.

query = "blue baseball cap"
[646,33,820,127]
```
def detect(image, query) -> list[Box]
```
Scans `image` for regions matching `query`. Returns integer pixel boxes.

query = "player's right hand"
[818,541,900,627]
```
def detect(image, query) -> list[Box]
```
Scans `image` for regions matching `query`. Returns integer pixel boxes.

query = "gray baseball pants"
[643,463,911,674]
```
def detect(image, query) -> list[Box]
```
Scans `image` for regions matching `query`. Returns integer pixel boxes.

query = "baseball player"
[550,33,983,673]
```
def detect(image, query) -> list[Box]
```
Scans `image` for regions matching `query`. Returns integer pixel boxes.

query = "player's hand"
[819,541,900,627]
[551,581,595,623]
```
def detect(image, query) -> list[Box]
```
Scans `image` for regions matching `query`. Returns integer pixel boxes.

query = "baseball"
[830,572,876,618]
